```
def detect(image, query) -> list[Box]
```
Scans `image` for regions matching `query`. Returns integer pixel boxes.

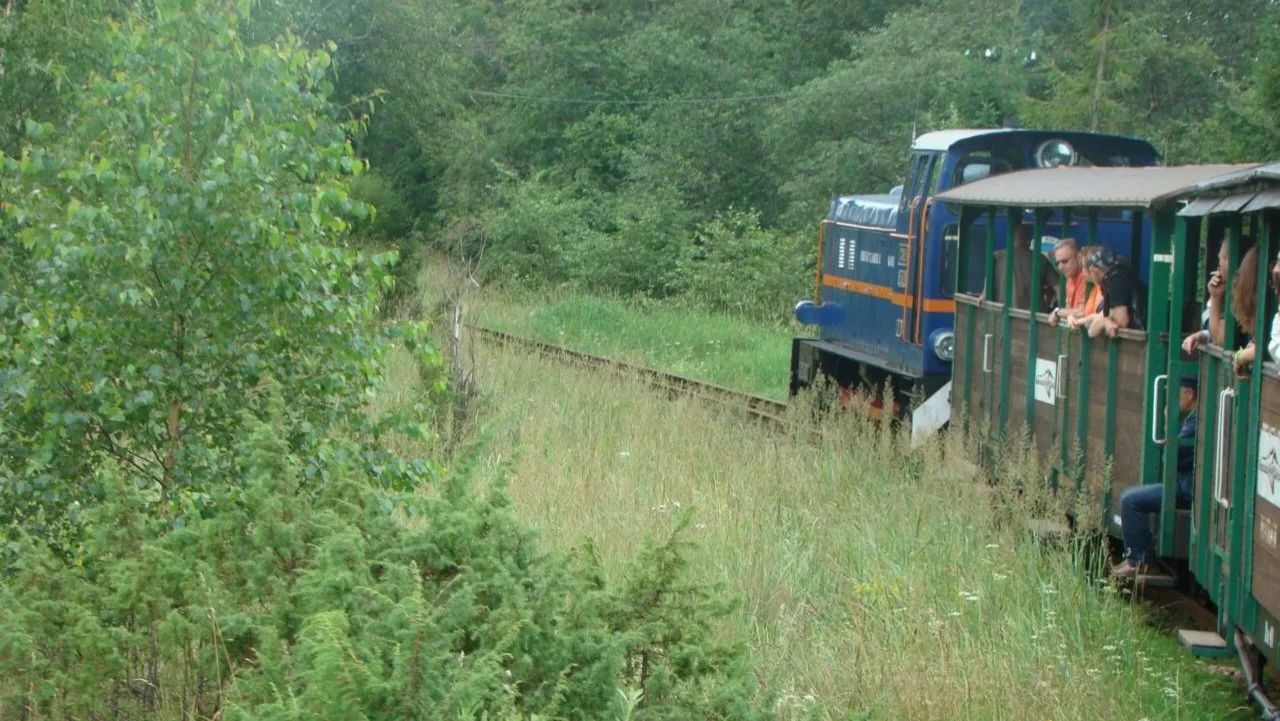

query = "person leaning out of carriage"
[1182,239,1276,378]
[1183,235,1254,361]
[1046,238,1094,325]
[1222,247,1280,377]
[1066,246,1146,337]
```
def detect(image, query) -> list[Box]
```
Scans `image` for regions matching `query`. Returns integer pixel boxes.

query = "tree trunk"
[1090,12,1110,132]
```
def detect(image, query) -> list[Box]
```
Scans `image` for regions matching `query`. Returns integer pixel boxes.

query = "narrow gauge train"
[802,158,1280,715]
[938,162,1280,717]
[790,128,1159,438]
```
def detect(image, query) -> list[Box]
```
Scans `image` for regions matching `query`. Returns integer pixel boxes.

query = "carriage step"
[1177,629,1232,658]
[1133,569,1178,588]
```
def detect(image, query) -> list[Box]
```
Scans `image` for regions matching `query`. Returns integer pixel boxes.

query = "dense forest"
[6,0,1279,319]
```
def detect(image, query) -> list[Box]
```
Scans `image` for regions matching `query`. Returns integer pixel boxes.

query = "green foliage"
[180,0,1280,318]
[0,0,402,539]
[674,210,810,322]
[0,395,766,721]
[0,0,137,156]
[1,9,770,721]
[350,172,415,242]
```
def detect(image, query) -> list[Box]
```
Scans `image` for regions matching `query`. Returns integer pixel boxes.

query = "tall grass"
[468,286,796,400]
[454,343,1248,721]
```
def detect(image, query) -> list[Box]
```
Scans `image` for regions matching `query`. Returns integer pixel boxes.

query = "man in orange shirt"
[1047,239,1095,325]
[1054,238,1087,309]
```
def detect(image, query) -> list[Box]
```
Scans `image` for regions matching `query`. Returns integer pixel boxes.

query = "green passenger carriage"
[936,162,1280,717]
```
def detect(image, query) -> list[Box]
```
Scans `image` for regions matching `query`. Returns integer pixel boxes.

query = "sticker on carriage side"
[1261,514,1278,552]
[1258,423,1280,509]
[1034,357,1057,406]
[859,250,881,265]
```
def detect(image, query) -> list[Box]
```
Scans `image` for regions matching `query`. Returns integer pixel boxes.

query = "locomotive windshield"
[949,136,1151,189]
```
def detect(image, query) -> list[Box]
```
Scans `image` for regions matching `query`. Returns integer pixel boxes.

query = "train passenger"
[1226,247,1272,377]
[989,224,1059,310]
[1181,235,1256,354]
[1111,375,1198,579]
[1054,237,1089,310]
[1048,243,1102,326]
[1067,246,1146,336]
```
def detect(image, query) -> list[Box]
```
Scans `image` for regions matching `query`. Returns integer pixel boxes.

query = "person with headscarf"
[1067,246,1146,337]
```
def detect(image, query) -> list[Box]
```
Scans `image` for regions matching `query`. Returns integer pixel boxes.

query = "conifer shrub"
[0,393,766,720]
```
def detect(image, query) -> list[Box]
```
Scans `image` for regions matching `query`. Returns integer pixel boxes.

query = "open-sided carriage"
[937,161,1280,714]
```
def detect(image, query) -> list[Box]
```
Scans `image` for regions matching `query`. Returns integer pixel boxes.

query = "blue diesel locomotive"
[790,129,1159,437]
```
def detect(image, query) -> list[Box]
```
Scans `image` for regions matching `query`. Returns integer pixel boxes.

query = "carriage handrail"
[1214,387,1235,509]
[1151,374,1169,445]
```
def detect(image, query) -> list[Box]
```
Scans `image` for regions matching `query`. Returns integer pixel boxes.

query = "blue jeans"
[1118,474,1193,565]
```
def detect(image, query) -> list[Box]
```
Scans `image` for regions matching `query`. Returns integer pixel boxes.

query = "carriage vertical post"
[1160,214,1194,555]
[999,206,1017,433]
[1227,212,1252,625]
[984,207,998,440]
[1072,210,1102,491]
[1142,209,1179,556]
[1056,208,1075,490]
[1241,210,1275,632]
[1026,209,1047,430]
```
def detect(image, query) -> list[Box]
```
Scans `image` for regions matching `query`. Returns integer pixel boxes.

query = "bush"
[0,394,766,721]
[674,209,812,322]
[350,171,415,242]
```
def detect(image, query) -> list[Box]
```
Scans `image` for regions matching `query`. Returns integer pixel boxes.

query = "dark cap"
[1180,375,1199,392]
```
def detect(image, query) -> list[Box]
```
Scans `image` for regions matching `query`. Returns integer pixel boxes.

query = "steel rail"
[468,325,789,424]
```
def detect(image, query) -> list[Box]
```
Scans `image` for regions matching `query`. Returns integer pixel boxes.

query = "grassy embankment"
[387,283,1250,720]
[469,288,795,400]
[429,342,1247,720]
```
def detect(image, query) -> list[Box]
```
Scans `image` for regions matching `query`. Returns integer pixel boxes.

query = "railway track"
[468,325,789,424]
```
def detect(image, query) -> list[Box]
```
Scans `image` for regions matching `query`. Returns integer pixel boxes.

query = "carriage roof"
[934,164,1255,208]
[1178,161,1280,216]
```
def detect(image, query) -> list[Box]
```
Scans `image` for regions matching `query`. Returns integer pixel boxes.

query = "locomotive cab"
[791,128,1158,440]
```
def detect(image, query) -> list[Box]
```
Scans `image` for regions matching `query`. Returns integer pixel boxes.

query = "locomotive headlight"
[1035,139,1077,168]
[930,329,956,362]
